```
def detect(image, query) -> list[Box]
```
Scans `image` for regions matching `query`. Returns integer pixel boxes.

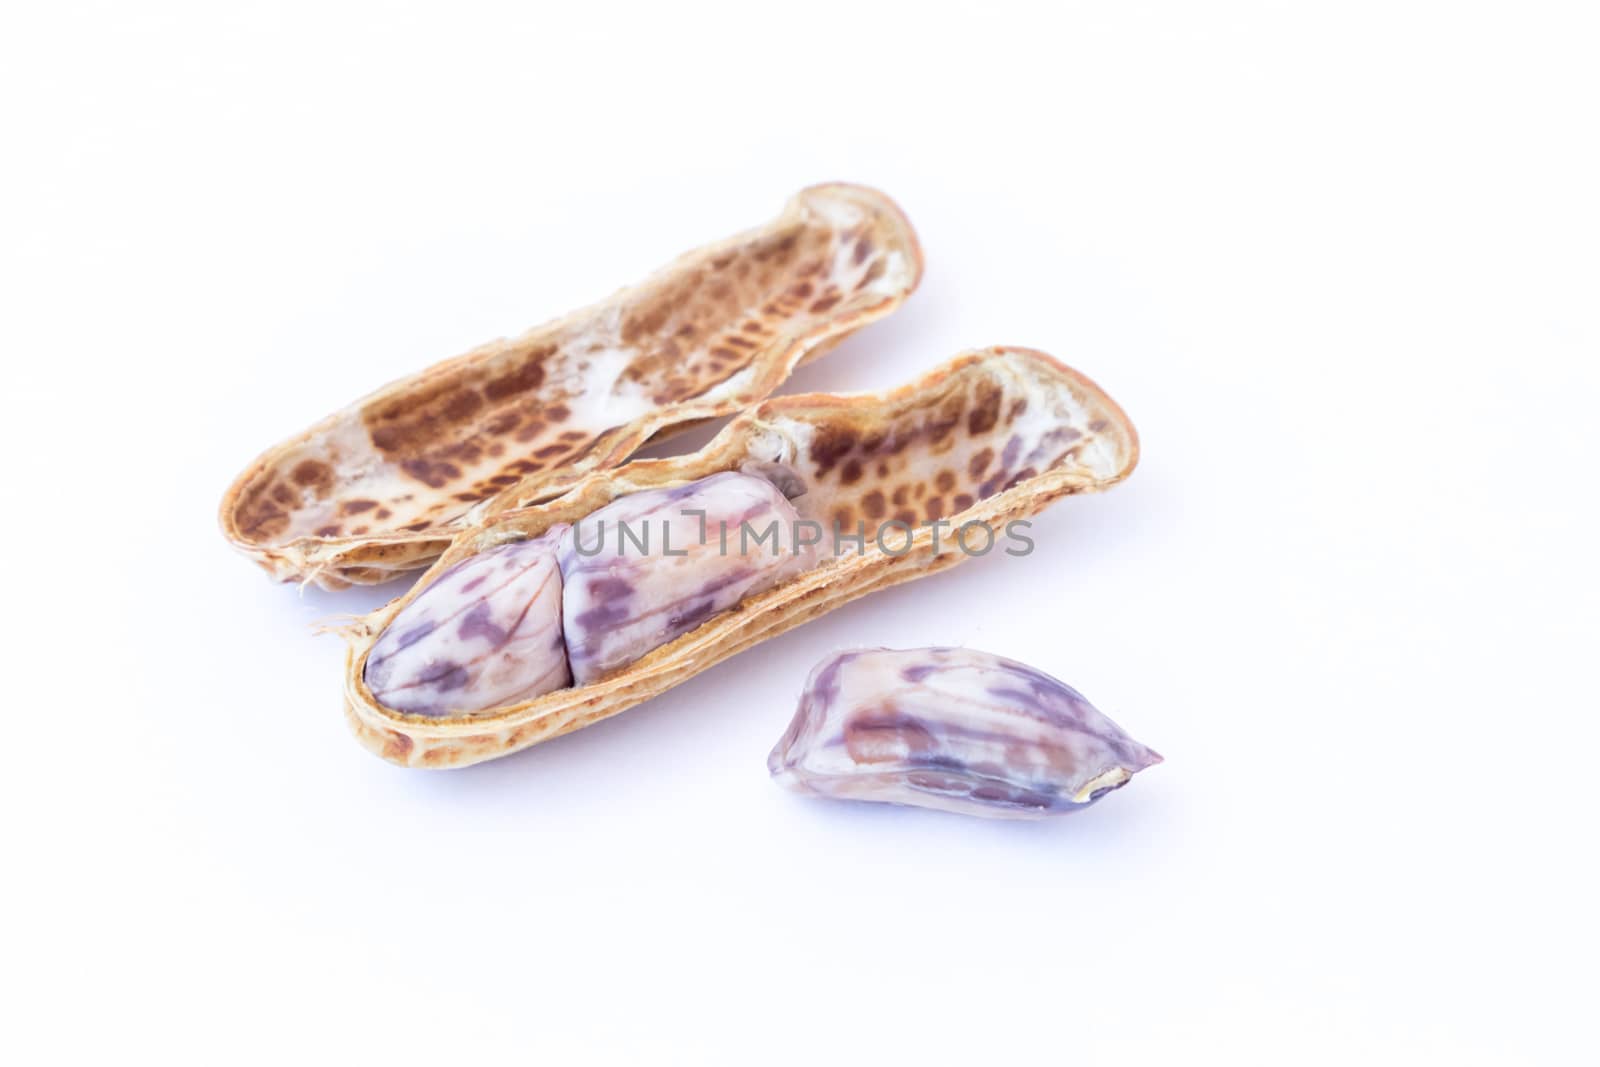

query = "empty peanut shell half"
[768,647,1162,819]
[221,183,922,589]
[338,346,1139,769]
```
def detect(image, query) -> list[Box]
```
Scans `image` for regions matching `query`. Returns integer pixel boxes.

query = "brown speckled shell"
[220,184,922,589]
[337,347,1139,769]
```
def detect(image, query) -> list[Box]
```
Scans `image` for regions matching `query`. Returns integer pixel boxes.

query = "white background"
[4,2,1595,1063]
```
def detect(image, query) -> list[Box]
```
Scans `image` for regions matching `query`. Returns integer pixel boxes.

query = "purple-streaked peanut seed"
[557,471,817,684]
[363,525,570,715]
[768,647,1162,819]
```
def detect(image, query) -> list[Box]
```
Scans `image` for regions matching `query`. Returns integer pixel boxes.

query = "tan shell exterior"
[220,183,922,589]
[337,347,1140,769]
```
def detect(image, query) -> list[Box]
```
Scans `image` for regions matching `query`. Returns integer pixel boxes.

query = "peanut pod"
[338,346,1139,768]
[220,183,922,589]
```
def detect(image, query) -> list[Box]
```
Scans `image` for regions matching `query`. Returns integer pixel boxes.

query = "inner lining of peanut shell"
[775,360,1126,543]
[233,197,913,548]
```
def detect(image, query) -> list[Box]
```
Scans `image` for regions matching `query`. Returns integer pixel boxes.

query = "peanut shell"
[220,183,921,589]
[337,346,1139,769]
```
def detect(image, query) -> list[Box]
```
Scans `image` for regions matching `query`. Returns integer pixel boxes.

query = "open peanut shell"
[220,183,922,589]
[337,346,1139,768]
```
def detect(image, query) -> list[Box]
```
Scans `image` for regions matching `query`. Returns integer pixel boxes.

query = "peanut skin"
[363,526,571,715]
[769,647,1162,819]
[557,472,816,685]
